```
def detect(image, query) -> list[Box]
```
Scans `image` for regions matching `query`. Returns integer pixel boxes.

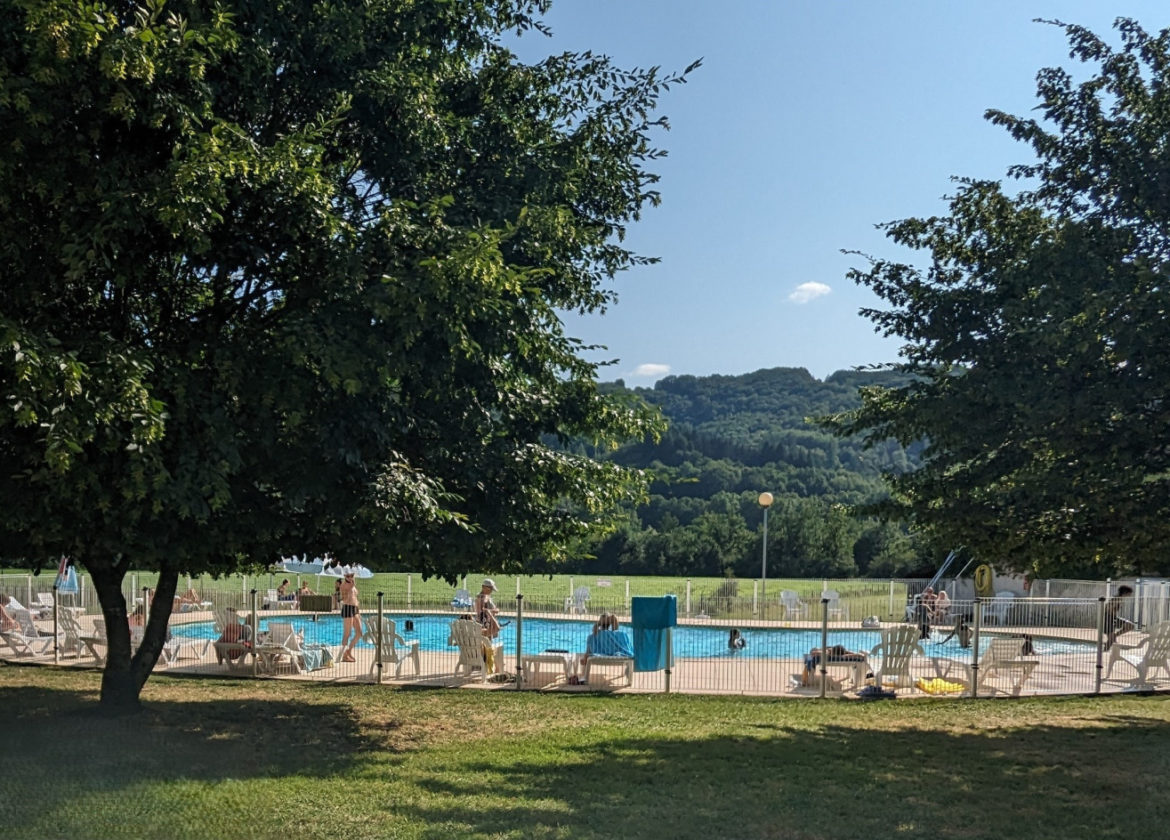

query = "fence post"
[249,589,259,677]
[52,585,60,664]
[406,575,412,609]
[819,597,829,699]
[888,580,894,619]
[1093,596,1107,694]
[753,581,759,616]
[685,579,692,616]
[971,599,983,699]
[665,626,673,694]
[26,574,32,611]
[1135,578,1144,628]
[375,592,384,685]
[515,594,524,690]
[625,579,630,611]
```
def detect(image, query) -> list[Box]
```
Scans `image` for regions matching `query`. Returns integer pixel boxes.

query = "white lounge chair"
[362,617,420,678]
[55,608,89,659]
[780,590,809,620]
[2,608,56,657]
[255,621,330,673]
[869,624,924,687]
[930,636,1039,697]
[1105,621,1170,689]
[160,628,212,665]
[448,618,501,681]
[564,586,590,614]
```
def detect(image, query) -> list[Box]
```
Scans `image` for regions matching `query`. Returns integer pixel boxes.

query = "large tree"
[0,0,684,708]
[826,18,1170,578]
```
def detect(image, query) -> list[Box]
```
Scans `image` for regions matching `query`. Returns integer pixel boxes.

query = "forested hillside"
[572,367,931,579]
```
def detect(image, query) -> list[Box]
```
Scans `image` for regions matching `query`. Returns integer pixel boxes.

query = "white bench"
[582,655,634,687]
[521,652,573,683]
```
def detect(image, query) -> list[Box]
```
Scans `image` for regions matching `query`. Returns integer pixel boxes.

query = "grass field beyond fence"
[0,568,913,621]
[2,665,1167,839]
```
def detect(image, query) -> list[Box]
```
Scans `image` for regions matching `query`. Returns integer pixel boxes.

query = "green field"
[1,567,911,621]
[2,664,1167,839]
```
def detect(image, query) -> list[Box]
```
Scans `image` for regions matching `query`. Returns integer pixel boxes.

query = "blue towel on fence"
[631,596,677,672]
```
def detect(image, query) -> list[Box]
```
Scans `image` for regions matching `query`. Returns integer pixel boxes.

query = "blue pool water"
[172,614,1094,660]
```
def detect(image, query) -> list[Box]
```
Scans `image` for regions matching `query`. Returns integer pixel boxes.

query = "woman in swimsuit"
[339,572,360,662]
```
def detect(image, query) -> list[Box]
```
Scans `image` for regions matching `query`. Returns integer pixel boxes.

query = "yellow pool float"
[915,677,966,695]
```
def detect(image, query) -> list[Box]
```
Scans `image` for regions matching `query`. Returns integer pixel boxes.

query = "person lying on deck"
[801,644,867,686]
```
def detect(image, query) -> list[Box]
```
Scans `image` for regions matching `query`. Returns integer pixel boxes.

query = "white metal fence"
[3,572,1168,699]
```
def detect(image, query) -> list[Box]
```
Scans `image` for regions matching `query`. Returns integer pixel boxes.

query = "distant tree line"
[561,367,935,579]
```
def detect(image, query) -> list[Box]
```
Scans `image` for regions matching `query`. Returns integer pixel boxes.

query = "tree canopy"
[825,18,1170,579]
[0,0,685,706]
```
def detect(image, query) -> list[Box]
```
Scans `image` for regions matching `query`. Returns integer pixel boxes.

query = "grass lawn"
[1,664,1166,839]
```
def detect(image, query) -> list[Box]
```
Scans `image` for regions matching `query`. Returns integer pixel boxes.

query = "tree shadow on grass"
[395,715,1170,840]
[0,681,390,832]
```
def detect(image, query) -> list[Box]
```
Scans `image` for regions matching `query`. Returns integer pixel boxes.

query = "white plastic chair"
[985,591,1016,625]
[363,617,421,677]
[448,619,501,681]
[821,589,848,621]
[564,587,590,614]
[780,590,809,620]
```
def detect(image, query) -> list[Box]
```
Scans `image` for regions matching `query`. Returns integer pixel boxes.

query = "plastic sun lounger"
[581,655,634,687]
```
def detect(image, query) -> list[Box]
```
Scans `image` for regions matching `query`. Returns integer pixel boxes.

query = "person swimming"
[728,628,747,650]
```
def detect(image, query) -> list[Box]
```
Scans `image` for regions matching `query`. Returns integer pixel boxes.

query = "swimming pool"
[172,614,1094,661]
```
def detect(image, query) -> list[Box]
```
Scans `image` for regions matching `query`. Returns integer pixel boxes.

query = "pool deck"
[7,608,1162,699]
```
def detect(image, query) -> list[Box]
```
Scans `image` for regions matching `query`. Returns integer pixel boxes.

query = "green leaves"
[0,0,682,590]
[831,19,1170,577]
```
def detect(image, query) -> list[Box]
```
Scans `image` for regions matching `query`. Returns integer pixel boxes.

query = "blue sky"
[511,1,1169,383]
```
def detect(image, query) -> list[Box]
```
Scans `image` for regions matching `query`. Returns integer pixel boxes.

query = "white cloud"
[788,281,832,304]
[630,363,671,378]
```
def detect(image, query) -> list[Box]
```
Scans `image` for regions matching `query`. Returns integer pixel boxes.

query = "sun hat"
[482,578,498,591]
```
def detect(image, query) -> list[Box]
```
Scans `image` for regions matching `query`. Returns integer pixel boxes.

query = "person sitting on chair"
[932,590,951,622]
[277,579,295,601]
[215,608,253,663]
[0,596,19,632]
[574,614,633,683]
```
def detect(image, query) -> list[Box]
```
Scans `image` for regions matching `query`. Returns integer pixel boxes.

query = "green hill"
[575,367,928,579]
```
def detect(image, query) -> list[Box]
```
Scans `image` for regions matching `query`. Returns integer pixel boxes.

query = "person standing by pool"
[476,579,501,639]
[1104,585,1135,651]
[339,572,361,662]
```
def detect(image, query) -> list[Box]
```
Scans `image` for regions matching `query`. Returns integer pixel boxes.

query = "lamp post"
[758,492,774,602]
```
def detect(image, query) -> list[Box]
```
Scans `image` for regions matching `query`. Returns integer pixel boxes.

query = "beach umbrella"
[319,563,374,579]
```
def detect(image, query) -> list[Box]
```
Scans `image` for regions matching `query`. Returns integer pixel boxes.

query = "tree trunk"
[89,562,180,713]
